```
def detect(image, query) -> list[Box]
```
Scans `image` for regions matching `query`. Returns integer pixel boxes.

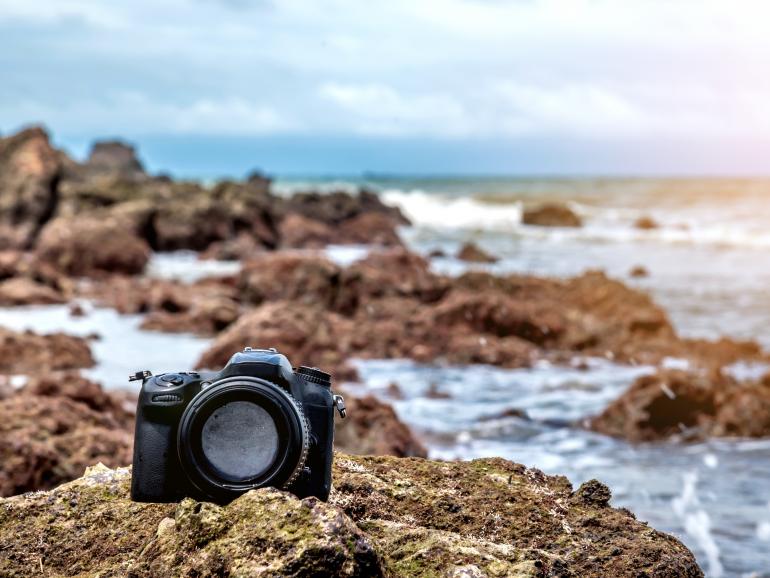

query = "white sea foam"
[148,251,241,282]
[382,189,524,230]
[381,188,770,250]
[672,472,724,578]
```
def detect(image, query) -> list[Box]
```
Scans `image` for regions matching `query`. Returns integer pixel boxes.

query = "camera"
[130,347,346,503]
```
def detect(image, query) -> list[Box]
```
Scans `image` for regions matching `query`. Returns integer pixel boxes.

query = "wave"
[382,188,770,250]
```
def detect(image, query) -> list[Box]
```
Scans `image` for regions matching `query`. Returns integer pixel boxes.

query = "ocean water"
[2,177,770,575]
[276,176,770,576]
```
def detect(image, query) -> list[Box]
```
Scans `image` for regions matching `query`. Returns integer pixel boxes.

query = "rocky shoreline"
[3,125,770,574]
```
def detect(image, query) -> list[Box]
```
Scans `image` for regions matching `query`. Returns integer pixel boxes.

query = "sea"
[2,177,770,577]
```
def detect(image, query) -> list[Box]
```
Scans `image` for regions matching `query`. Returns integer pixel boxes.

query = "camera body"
[131,348,344,503]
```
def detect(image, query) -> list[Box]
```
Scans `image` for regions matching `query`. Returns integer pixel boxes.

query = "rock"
[239,249,447,315]
[0,457,703,577]
[140,294,240,335]
[278,213,337,248]
[196,301,358,380]
[336,212,403,246]
[573,479,612,507]
[215,255,764,377]
[0,277,65,305]
[0,373,133,497]
[0,127,61,249]
[334,393,427,457]
[339,248,449,309]
[35,215,151,277]
[589,369,770,441]
[84,140,145,180]
[0,328,94,373]
[279,212,403,248]
[82,275,240,336]
[285,188,409,227]
[522,203,582,227]
[199,232,263,261]
[456,241,498,263]
[629,265,649,278]
[633,215,659,230]
[240,252,342,307]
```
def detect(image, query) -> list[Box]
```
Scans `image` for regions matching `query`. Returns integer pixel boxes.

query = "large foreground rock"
[0,456,702,577]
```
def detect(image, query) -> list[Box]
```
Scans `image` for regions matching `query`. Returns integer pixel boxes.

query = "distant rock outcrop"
[522,202,582,227]
[0,127,61,249]
[589,368,770,441]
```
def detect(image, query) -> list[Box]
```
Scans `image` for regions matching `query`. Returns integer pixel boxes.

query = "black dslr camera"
[130,348,346,503]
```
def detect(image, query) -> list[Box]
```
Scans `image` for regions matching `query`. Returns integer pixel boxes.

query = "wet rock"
[0,373,133,497]
[339,248,449,309]
[285,188,409,227]
[0,328,94,373]
[0,126,61,249]
[456,241,498,263]
[0,457,703,577]
[84,140,145,180]
[573,479,612,507]
[425,382,451,399]
[83,275,240,335]
[0,277,65,305]
[240,252,342,307]
[633,215,659,230]
[35,215,151,277]
[590,369,770,441]
[69,302,86,317]
[196,301,358,380]
[239,249,448,315]
[522,203,582,227]
[334,393,427,457]
[629,265,649,278]
[199,232,264,261]
[140,294,240,335]
[430,289,565,346]
[336,212,403,246]
[278,213,337,248]
[478,407,530,421]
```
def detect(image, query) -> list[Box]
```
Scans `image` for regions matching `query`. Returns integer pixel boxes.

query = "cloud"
[319,83,469,137]
[2,0,770,150]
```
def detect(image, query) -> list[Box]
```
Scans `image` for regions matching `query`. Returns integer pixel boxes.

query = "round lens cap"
[296,366,331,387]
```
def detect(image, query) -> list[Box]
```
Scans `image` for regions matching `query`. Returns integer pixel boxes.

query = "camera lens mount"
[176,376,309,502]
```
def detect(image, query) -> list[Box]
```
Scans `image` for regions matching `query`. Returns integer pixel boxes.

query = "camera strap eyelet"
[333,394,347,418]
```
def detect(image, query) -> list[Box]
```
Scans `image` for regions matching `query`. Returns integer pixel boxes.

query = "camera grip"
[130,418,182,502]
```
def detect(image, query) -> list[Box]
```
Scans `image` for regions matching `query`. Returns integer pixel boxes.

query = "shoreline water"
[1,248,768,576]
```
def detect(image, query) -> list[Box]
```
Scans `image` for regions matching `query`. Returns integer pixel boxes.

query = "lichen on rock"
[0,454,703,577]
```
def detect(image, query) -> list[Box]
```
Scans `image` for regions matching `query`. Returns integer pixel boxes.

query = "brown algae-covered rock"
[0,456,703,577]
[0,328,94,373]
[522,203,582,227]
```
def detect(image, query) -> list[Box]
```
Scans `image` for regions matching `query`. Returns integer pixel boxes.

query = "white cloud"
[319,83,469,137]
[3,0,770,147]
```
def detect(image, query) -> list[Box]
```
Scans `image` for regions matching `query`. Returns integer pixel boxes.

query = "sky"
[2,0,770,177]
